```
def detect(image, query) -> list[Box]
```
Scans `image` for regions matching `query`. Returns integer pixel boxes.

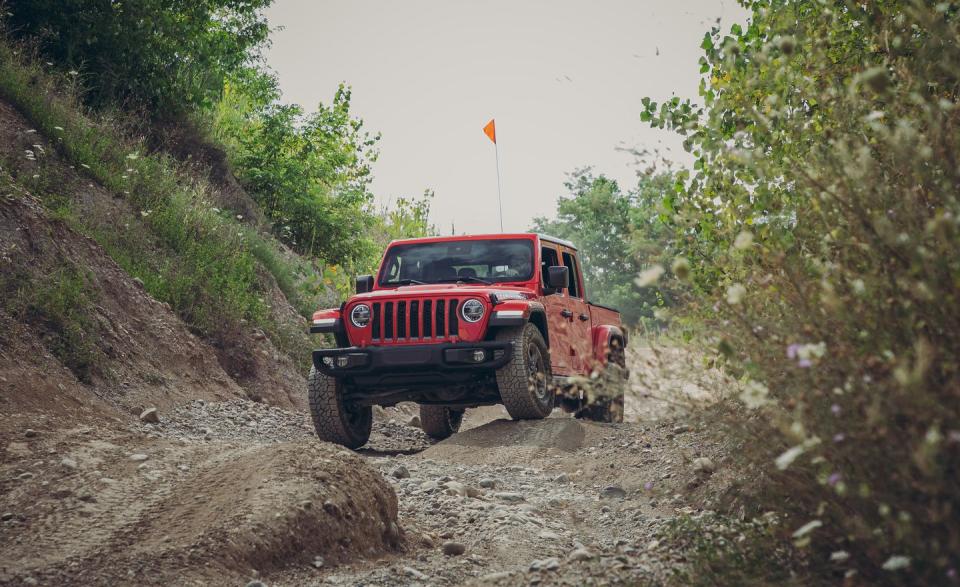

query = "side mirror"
[355,275,374,294]
[546,266,569,291]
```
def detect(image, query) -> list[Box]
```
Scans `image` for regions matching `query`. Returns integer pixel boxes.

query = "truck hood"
[350,283,536,301]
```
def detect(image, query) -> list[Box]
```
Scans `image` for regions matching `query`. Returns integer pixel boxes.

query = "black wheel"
[419,405,464,439]
[308,366,372,449]
[494,323,554,419]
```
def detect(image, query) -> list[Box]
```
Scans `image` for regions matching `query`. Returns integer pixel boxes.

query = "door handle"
[560,309,573,318]
[578,314,589,321]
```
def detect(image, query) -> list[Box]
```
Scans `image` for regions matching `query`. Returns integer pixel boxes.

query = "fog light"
[472,349,486,363]
[322,356,334,368]
[337,356,350,368]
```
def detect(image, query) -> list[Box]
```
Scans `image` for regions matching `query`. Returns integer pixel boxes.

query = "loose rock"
[391,465,410,479]
[442,541,466,556]
[139,408,160,424]
[600,485,627,500]
[129,453,149,462]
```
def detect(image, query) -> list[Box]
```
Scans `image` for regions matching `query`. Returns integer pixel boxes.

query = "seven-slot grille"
[370,299,461,342]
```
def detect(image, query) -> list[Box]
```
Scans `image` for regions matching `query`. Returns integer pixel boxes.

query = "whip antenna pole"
[483,118,502,232]
[495,141,504,232]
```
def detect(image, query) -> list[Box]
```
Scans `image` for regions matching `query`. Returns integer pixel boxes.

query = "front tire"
[308,367,372,449]
[494,323,554,419]
[419,405,464,439]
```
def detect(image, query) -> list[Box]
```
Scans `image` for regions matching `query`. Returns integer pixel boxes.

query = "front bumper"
[312,341,513,378]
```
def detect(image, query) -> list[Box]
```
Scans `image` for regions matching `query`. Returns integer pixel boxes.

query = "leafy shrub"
[643,1,960,583]
[213,71,379,267]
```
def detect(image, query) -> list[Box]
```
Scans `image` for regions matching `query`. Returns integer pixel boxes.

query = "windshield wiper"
[383,279,426,286]
[436,276,493,285]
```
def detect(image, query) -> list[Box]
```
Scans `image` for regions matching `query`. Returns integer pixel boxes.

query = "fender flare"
[592,324,626,364]
[487,300,549,346]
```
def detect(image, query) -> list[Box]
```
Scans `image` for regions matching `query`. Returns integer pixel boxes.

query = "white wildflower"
[126,153,139,160]
[830,551,850,562]
[792,520,822,538]
[852,279,865,295]
[776,445,806,470]
[882,556,910,571]
[54,126,64,131]
[635,265,665,287]
[739,381,770,409]
[776,437,821,470]
[726,283,746,304]
[670,257,691,280]
[733,230,754,249]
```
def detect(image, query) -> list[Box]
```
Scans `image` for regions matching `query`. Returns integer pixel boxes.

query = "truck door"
[560,248,593,374]
[540,243,573,375]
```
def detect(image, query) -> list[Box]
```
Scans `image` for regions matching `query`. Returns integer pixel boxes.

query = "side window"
[541,246,560,287]
[561,251,581,298]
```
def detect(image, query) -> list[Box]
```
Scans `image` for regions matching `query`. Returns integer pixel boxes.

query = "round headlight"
[461,298,485,323]
[350,304,371,327]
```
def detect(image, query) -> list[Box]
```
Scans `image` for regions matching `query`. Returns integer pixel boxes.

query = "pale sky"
[263,1,747,234]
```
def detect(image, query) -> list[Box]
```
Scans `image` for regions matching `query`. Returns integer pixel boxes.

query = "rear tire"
[308,366,372,449]
[419,405,464,440]
[494,323,554,419]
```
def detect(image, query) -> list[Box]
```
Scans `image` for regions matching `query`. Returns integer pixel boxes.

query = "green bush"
[4,0,270,115]
[213,71,379,267]
[644,1,960,583]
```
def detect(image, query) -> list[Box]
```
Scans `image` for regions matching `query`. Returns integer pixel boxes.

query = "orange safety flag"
[483,119,496,144]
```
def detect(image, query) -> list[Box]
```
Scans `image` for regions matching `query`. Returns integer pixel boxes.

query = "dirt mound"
[420,416,600,466]
[0,432,401,585]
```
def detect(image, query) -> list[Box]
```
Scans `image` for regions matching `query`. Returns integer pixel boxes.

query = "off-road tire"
[308,366,372,449]
[494,323,554,419]
[419,405,464,440]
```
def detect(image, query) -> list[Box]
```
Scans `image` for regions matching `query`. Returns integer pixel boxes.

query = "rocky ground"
[1,347,736,586]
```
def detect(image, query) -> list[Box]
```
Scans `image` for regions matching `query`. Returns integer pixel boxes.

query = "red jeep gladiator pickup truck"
[308,233,628,448]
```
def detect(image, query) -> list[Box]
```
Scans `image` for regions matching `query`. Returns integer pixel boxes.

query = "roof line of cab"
[385,232,577,251]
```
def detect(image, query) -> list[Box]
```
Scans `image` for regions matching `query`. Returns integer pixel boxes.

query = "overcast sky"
[263,1,747,235]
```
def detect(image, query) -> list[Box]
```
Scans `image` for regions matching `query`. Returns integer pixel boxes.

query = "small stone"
[599,485,627,500]
[568,547,594,562]
[245,582,266,587]
[419,480,438,491]
[139,408,160,424]
[478,478,496,489]
[24,429,37,438]
[129,453,149,462]
[494,492,524,502]
[543,558,561,571]
[444,481,467,496]
[442,541,466,556]
[403,566,427,580]
[407,415,421,428]
[390,465,410,479]
[481,571,513,582]
[60,457,78,470]
[693,457,716,474]
[553,473,569,483]
[538,531,561,540]
[16,472,34,480]
[312,555,324,568]
[1,512,14,521]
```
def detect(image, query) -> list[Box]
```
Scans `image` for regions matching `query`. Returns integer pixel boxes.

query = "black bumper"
[312,341,512,378]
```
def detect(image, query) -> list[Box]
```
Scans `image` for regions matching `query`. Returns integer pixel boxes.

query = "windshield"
[379,239,535,286]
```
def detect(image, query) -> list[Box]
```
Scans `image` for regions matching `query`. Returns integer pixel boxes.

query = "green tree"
[6,0,271,115]
[532,169,674,324]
